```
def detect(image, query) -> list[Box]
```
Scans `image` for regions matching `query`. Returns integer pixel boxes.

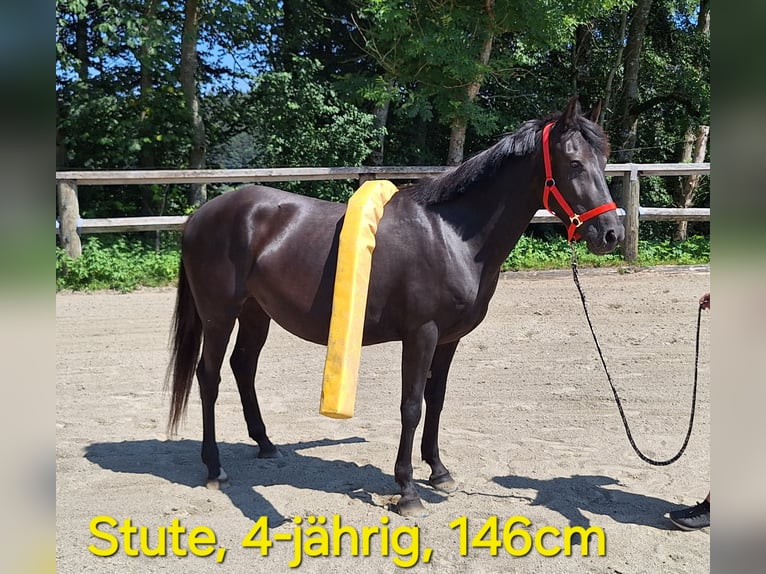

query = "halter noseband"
[542,122,617,242]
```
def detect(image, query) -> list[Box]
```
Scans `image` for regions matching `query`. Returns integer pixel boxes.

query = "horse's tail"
[165,258,202,435]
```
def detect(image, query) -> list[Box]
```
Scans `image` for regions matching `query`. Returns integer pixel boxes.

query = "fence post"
[358,173,374,186]
[57,180,82,258]
[622,165,640,263]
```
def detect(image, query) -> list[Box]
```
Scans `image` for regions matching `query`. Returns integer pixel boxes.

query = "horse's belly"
[258,298,398,347]
[248,275,333,345]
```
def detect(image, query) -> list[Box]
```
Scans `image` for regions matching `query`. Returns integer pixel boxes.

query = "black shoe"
[667,499,710,531]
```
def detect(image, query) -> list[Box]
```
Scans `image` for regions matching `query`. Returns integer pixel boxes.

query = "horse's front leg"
[395,322,439,517]
[422,340,460,493]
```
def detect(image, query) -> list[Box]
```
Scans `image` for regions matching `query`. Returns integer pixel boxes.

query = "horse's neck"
[442,164,540,273]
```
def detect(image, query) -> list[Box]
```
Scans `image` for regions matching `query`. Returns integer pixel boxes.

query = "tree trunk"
[181,0,207,207]
[672,0,710,240]
[447,116,468,166]
[56,125,68,169]
[572,24,593,96]
[613,0,653,164]
[609,0,652,207]
[446,0,494,165]
[278,0,299,71]
[601,11,628,127]
[137,0,160,223]
[673,124,709,240]
[698,0,710,35]
[75,16,90,81]
[370,97,390,166]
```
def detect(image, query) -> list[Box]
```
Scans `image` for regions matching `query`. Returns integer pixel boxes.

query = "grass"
[56,235,709,292]
[56,237,180,292]
[502,234,709,271]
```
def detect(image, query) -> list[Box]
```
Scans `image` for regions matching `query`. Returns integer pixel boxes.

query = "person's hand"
[699,292,710,310]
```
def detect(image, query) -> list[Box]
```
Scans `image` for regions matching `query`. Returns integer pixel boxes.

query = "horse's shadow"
[84,437,448,524]
[493,474,682,531]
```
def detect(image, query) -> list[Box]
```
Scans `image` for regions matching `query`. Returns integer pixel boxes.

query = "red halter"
[541,122,617,242]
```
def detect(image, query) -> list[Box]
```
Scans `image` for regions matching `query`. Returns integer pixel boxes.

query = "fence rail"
[56,163,710,262]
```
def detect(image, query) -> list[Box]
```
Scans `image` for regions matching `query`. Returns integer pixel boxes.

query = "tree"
[209,59,381,202]
[56,0,709,246]
[611,0,653,167]
[353,0,631,164]
[180,0,206,207]
[606,0,710,226]
[671,0,710,240]
[56,0,272,216]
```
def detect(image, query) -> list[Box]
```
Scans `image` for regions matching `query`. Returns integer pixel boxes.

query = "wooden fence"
[56,163,710,262]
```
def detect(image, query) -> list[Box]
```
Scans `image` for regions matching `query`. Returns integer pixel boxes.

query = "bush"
[56,235,709,292]
[502,235,709,271]
[634,235,709,266]
[56,237,180,292]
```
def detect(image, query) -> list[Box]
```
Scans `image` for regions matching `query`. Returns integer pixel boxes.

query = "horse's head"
[542,97,624,255]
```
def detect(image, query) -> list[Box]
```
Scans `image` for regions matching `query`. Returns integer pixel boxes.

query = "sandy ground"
[56,265,710,573]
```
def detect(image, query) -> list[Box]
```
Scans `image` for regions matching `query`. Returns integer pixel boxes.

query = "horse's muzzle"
[585,221,624,255]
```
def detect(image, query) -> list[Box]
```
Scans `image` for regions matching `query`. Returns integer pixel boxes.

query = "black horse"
[166,97,624,516]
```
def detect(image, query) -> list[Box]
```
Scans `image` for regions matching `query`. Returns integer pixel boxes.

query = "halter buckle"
[570,214,582,227]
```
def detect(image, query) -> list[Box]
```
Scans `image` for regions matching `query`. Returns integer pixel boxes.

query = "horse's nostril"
[605,229,617,245]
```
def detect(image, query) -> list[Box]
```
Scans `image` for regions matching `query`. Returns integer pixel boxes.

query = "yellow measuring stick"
[320,180,399,419]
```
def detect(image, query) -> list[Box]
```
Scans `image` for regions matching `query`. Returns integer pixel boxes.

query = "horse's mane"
[404,111,609,206]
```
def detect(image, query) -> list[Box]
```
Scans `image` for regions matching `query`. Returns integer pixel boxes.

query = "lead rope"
[569,243,703,466]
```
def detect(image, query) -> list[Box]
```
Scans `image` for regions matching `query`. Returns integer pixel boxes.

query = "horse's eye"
[570,160,582,169]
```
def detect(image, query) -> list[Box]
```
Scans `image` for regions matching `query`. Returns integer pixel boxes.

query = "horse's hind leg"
[230,298,279,458]
[421,340,460,493]
[197,316,237,488]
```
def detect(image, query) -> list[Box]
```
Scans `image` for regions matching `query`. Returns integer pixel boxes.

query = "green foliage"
[633,234,709,265]
[56,0,710,240]
[355,0,631,139]
[57,235,708,292]
[252,60,379,166]
[210,58,382,202]
[504,235,620,271]
[56,237,180,292]
[502,235,709,271]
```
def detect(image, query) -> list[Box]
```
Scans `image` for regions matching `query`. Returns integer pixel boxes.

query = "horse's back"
[184,184,344,255]
[181,185,346,338]
[185,184,339,234]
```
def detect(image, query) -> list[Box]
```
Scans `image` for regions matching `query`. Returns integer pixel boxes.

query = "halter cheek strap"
[542,122,617,242]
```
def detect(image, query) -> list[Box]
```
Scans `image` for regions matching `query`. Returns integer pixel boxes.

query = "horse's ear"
[562,96,582,128]
[588,99,603,124]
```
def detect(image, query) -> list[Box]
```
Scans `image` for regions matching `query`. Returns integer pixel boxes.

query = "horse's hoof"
[205,468,229,490]
[257,446,282,459]
[396,498,428,518]
[430,473,458,493]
